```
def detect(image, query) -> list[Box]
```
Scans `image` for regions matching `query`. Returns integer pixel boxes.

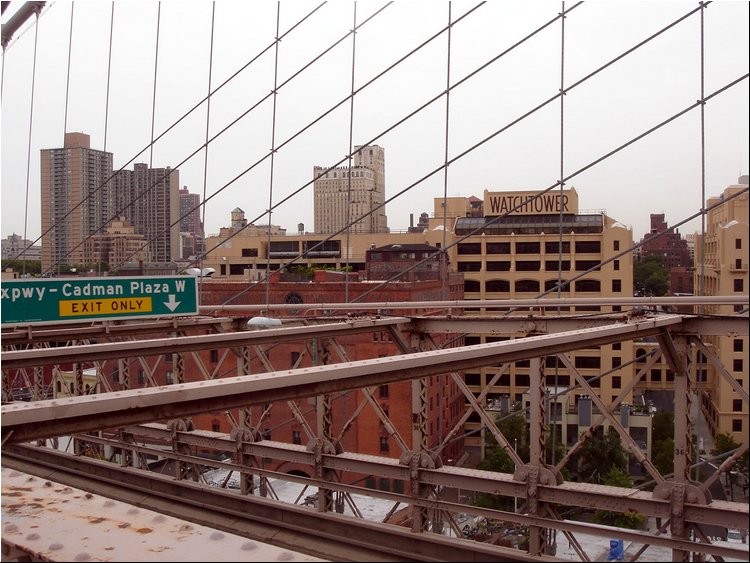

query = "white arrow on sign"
[164,294,181,312]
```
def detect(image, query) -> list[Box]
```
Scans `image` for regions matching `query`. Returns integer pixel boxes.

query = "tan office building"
[439,188,636,456]
[313,144,388,234]
[82,216,151,268]
[205,187,638,460]
[694,177,749,441]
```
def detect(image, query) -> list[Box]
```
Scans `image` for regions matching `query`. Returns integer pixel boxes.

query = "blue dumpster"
[607,539,624,561]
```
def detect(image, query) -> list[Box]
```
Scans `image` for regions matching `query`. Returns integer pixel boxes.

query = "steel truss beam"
[3,312,749,561]
[3,442,747,561]
[2,315,685,442]
[0,317,410,369]
[0,316,236,345]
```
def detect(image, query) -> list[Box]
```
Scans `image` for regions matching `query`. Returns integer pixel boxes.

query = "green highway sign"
[1,276,199,326]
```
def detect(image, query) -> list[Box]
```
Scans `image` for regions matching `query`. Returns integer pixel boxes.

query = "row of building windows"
[464,368,725,388]
[457,241,607,255]
[457,260,610,272]
[464,279,620,293]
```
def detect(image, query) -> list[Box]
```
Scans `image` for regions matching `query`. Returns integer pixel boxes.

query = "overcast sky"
[1,0,748,246]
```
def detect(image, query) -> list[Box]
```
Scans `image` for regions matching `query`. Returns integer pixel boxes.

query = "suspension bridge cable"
[551,0,567,469]
[62,2,73,144]
[696,1,707,481]
[53,3,486,282]
[349,72,748,305]
[207,0,705,306]
[199,2,216,297]
[107,1,474,278]
[149,1,161,170]
[58,1,73,276]
[34,2,329,274]
[20,5,40,277]
[344,1,358,304]
[440,2,453,302]
[216,6,740,312]
[699,2,707,314]
[103,2,114,154]
[99,2,115,277]
[264,2,282,311]
[186,2,577,305]
[121,0,469,281]
[148,2,163,259]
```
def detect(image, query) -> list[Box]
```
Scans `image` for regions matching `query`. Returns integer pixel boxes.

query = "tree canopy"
[634,254,669,296]
[572,427,628,483]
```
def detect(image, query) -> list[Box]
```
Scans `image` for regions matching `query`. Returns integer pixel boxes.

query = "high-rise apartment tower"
[40,132,113,271]
[112,163,180,263]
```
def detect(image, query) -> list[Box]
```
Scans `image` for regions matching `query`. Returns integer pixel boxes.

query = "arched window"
[486,279,510,292]
[515,279,540,293]
[575,279,601,292]
[545,279,570,292]
[464,279,480,292]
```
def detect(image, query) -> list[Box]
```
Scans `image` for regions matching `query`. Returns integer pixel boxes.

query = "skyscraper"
[179,186,203,258]
[40,132,113,271]
[313,144,388,234]
[112,163,180,264]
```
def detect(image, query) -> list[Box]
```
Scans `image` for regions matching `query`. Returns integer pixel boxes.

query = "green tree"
[652,437,674,476]
[634,255,669,296]
[1,259,41,274]
[651,410,674,445]
[711,432,749,496]
[573,427,628,483]
[86,261,110,272]
[592,468,646,529]
[475,411,527,511]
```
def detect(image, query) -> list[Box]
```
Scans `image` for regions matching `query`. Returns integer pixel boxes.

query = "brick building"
[638,213,693,294]
[194,267,467,486]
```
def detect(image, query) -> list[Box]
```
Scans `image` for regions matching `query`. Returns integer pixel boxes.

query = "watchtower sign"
[1,276,199,326]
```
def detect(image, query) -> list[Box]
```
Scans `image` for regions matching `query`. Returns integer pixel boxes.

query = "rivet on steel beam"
[49,542,64,550]
[277,553,295,561]
[241,542,258,551]
[210,532,224,540]
[26,533,40,541]
[74,553,91,561]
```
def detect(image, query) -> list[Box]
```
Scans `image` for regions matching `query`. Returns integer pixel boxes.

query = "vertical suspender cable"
[552,0,566,468]
[62,3,73,144]
[344,2,358,303]
[698,2,706,313]
[21,6,41,277]
[54,2,73,276]
[556,1,565,303]
[441,2,452,303]
[696,0,707,482]
[100,2,115,275]
[103,3,114,153]
[149,2,161,169]
[265,2,282,311]
[149,2,162,259]
[200,2,216,295]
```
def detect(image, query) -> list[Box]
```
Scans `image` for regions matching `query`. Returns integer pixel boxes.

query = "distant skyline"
[2,1,748,247]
